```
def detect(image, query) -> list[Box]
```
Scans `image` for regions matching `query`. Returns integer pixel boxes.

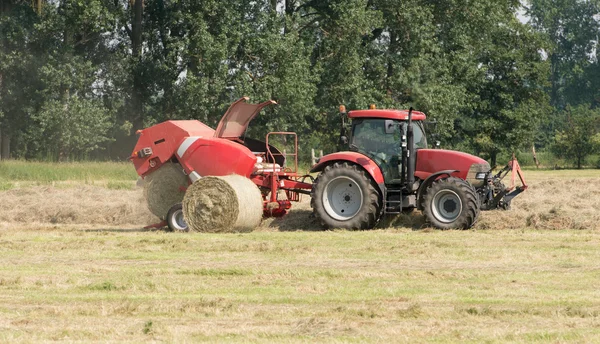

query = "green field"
[1,162,599,342]
[1,229,600,342]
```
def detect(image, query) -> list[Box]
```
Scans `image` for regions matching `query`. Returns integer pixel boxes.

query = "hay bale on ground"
[182,175,263,233]
[143,162,189,220]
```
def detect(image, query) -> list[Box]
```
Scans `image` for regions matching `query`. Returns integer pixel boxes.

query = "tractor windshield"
[351,119,427,183]
[351,119,427,153]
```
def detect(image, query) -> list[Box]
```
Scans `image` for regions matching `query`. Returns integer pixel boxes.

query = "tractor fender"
[310,152,385,194]
[416,169,459,210]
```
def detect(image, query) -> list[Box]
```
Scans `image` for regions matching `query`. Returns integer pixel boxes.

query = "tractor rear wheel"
[422,177,480,230]
[311,162,382,229]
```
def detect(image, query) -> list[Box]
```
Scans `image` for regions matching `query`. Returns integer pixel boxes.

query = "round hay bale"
[143,162,189,220]
[182,175,263,233]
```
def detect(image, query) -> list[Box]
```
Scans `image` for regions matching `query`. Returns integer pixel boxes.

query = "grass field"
[1,161,600,342]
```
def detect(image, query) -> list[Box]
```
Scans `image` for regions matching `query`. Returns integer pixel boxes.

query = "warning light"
[369,104,376,109]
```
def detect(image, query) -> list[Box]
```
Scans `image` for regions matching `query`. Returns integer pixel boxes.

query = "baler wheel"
[166,203,189,232]
[311,162,382,229]
[422,177,480,230]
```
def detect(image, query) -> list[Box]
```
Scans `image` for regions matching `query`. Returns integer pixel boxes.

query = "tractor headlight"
[467,163,492,188]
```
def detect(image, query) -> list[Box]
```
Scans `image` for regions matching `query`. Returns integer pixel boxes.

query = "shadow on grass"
[377,211,429,231]
[267,209,429,232]
[267,210,325,232]
[82,227,163,233]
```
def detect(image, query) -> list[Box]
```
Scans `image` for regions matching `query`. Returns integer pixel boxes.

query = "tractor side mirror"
[385,120,398,134]
[424,119,438,132]
[340,135,348,145]
[428,132,441,149]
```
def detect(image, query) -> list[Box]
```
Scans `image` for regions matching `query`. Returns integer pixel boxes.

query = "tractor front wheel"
[311,162,382,229]
[422,177,480,230]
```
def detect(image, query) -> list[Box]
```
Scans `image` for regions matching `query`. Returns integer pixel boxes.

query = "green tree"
[527,0,600,109]
[30,98,113,159]
[552,105,600,168]
[0,0,40,159]
[455,1,549,166]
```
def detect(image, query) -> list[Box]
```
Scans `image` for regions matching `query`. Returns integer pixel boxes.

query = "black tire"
[166,203,189,232]
[311,162,382,229]
[422,177,480,230]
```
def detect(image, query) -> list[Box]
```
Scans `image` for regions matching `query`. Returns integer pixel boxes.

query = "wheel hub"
[322,177,364,221]
[431,189,463,224]
[443,199,457,213]
[170,209,188,231]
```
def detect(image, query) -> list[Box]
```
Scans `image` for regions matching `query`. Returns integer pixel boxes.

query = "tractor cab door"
[350,119,428,184]
[214,97,277,139]
[350,119,404,183]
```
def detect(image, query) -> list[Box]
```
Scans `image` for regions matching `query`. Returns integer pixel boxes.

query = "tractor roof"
[348,109,427,121]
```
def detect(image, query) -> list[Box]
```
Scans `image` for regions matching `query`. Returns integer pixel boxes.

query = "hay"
[0,184,157,226]
[143,162,189,220]
[474,177,600,230]
[182,175,263,233]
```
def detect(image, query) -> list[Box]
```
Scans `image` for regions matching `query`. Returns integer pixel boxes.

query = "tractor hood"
[214,97,277,139]
[415,149,490,182]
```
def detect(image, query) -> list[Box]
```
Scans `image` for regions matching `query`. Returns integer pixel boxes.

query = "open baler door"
[214,97,277,139]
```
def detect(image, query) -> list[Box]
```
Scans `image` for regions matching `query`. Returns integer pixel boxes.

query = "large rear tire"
[311,162,382,229]
[422,177,480,229]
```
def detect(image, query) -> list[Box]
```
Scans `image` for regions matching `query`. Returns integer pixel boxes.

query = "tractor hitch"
[479,154,528,210]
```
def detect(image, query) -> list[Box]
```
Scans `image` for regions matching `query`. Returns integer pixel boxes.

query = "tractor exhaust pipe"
[338,105,349,148]
[406,107,415,192]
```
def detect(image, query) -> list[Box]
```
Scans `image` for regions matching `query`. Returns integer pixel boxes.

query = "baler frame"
[249,131,312,217]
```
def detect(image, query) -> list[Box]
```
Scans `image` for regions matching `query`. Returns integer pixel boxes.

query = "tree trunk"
[532,144,540,169]
[131,0,144,131]
[550,53,560,108]
[0,1,8,161]
[285,0,295,16]
[0,0,13,13]
[0,128,10,160]
[490,151,497,168]
[386,30,397,95]
[132,0,143,58]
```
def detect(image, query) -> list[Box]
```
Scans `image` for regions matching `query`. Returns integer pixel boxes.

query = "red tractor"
[130,98,526,231]
[310,106,527,230]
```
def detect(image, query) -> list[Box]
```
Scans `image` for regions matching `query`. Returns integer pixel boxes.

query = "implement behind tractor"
[130,98,527,231]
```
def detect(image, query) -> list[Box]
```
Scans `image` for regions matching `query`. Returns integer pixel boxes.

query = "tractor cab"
[347,110,428,184]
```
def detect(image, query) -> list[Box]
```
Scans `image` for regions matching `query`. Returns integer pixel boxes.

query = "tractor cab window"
[351,119,400,159]
[413,122,427,149]
[351,118,427,183]
[351,119,427,155]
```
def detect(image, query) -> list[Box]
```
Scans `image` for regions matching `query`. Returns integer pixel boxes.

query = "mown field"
[1,161,600,342]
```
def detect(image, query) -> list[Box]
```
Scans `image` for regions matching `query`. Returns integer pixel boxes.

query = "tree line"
[0,0,599,167]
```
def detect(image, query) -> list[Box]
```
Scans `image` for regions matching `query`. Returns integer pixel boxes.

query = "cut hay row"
[476,177,600,230]
[0,171,598,231]
[0,185,157,226]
